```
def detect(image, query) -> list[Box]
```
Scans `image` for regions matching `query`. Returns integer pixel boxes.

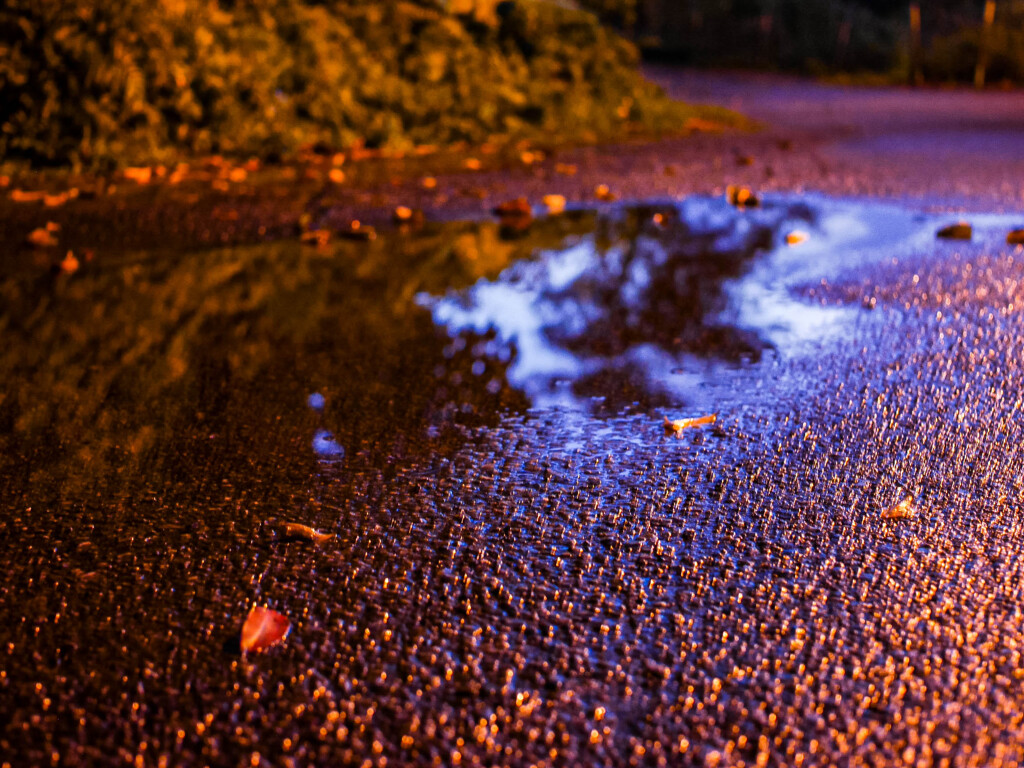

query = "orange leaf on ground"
[27,227,58,248]
[123,167,152,184]
[241,606,291,653]
[10,188,46,203]
[881,495,915,520]
[663,414,717,435]
[283,522,333,544]
[60,251,79,274]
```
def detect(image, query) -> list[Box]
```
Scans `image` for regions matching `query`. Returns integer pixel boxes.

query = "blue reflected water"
[420,195,1009,413]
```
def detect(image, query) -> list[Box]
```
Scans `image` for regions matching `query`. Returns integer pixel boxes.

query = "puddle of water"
[421,194,963,413]
[1,194,1018,496]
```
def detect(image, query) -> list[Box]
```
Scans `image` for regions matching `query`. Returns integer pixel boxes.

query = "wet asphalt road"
[3,74,1024,767]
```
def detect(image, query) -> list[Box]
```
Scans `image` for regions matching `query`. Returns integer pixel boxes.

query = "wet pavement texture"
[647,68,1024,212]
[4,194,1024,766]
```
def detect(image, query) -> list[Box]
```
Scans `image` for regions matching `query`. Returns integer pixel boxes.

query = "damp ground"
[4,188,1024,766]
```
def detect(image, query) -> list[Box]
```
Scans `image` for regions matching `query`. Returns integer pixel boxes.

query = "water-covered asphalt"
[4,190,1024,766]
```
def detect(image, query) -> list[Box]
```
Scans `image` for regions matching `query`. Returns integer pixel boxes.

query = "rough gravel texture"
[2,71,1024,768]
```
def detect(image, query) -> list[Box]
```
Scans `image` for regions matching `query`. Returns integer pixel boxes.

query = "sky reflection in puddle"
[421,195,939,413]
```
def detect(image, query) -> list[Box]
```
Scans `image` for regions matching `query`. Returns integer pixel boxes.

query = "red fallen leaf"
[241,606,290,653]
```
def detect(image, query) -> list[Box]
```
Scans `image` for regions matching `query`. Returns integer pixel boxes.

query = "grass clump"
[0,0,729,170]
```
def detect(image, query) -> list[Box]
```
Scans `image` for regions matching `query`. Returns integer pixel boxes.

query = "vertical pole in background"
[974,0,997,88]
[908,2,923,85]
[759,12,774,67]
[835,17,852,70]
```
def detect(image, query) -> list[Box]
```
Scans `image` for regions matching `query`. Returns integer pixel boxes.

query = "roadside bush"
[0,0,707,169]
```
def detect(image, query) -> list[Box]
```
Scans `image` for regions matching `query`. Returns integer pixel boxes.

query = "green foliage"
[0,0,701,169]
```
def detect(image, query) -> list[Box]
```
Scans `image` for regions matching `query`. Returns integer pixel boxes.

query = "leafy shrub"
[0,0,702,169]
